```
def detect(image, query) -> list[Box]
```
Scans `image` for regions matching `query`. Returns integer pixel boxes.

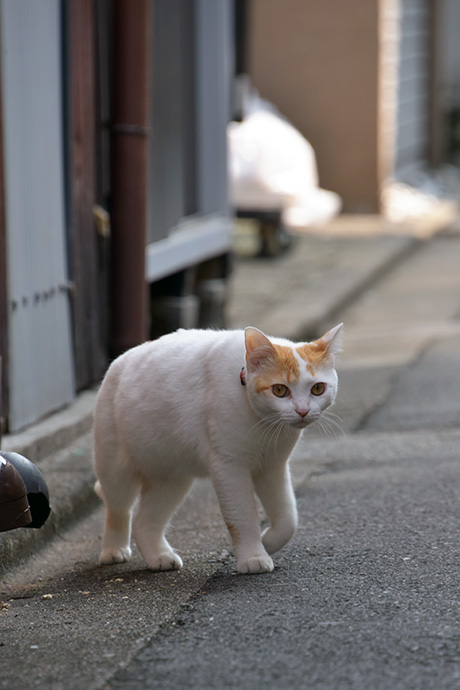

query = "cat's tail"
[94,480,104,501]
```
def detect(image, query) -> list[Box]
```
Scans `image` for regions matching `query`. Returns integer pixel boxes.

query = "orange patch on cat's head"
[245,328,300,392]
[296,339,329,376]
[273,345,300,381]
[252,347,299,393]
[296,324,344,375]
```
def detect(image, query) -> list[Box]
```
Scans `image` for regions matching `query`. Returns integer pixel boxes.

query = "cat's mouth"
[291,418,311,430]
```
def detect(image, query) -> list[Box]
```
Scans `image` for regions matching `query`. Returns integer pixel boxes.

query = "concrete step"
[229,233,418,340]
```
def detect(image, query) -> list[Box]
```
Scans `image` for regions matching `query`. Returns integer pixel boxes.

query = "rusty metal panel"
[0,0,75,431]
[68,0,107,390]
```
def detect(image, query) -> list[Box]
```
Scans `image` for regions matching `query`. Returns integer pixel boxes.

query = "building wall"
[248,0,381,212]
[379,0,400,190]
[394,0,431,173]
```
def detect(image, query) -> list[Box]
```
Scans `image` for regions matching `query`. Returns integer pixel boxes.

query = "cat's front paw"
[262,521,296,555]
[237,554,274,575]
[99,545,132,566]
[145,551,183,572]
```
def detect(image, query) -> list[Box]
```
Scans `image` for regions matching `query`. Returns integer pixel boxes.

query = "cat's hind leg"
[133,475,193,571]
[96,457,140,566]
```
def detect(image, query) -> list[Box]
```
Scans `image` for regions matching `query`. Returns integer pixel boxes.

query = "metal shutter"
[1,0,75,431]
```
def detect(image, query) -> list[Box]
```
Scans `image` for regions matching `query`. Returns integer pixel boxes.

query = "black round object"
[0,457,32,531]
[0,451,51,528]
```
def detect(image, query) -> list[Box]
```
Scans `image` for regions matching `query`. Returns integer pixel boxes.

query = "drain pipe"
[110,0,151,357]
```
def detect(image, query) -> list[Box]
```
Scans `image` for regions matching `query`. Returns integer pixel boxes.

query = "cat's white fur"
[94,324,343,574]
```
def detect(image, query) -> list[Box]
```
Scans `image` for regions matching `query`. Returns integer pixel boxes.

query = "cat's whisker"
[247,413,280,437]
[314,418,330,440]
[251,414,282,448]
[325,409,347,424]
[269,420,296,461]
[257,414,293,459]
[313,412,347,441]
[271,420,285,459]
[260,417,284,455]
[274,423,287,460]
[315,417,338,441]
[321,410,349,436]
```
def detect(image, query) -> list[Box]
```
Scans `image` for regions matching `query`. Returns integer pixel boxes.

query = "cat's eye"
[311,382,326,396]
[272,384,290,398]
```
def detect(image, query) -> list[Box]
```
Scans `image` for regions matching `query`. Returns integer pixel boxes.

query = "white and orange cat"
[94,324,343,574]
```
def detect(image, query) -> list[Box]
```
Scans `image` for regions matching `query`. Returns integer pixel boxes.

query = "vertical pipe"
[110,0,150,357]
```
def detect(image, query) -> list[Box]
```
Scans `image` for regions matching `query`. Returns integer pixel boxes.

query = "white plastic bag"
[228,107,341,228]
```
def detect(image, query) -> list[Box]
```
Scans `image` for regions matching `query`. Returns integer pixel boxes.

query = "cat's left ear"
[320,323,344,360]
[245,327,277,372]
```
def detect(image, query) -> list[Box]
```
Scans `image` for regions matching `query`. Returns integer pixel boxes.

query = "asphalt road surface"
[2,234,460,690]
[105,428,460,690]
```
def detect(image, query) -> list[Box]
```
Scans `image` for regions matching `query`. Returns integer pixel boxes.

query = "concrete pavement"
[230,231,417,341]
[1,218,460,689]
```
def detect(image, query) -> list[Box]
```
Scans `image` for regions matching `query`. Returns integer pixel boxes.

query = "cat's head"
[243,324,343,429]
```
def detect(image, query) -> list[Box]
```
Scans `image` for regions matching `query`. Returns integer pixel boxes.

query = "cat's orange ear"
[320,323,344,359]
[245,327,277,372]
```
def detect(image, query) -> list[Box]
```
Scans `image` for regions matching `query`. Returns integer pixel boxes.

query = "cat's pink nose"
[295,407,309,418]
